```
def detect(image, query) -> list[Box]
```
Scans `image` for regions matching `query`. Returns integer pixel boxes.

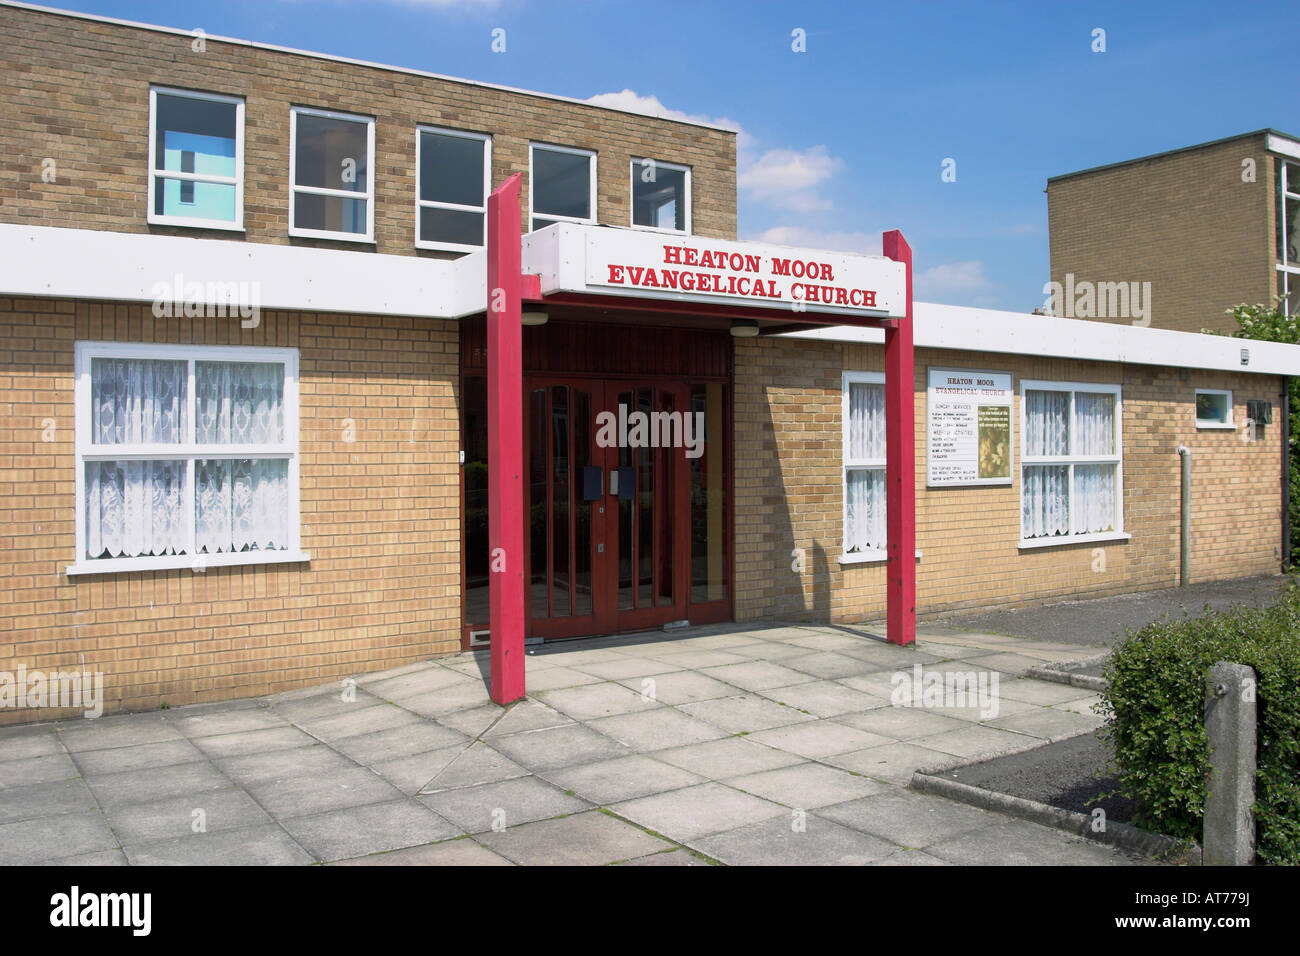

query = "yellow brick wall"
[734,336,1284,623]
[0,296,461,723]
[0,5,738,247]
[1047,134,1275,334]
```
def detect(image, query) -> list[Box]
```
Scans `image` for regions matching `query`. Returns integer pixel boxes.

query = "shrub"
[1098,580,1300,864]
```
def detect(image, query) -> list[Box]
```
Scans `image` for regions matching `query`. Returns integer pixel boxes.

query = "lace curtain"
[1022,389,1116,538]
[85,357,289,559]
[846,381,886,552]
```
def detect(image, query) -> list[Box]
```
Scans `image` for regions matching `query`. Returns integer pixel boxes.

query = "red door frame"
[487,178,916,702]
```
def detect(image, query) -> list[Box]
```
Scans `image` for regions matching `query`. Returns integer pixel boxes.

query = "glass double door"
[526,378,691,639]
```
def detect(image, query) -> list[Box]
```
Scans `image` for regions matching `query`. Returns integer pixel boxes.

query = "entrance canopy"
[484,175,914,704]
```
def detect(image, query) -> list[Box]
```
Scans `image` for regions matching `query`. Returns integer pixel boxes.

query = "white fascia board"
[779,301,1300,377]
[1267,134,1300,162]
[0,223,465,319]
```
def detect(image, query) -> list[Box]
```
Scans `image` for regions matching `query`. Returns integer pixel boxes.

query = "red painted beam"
[486,175,527,703]
[882,230,916,646]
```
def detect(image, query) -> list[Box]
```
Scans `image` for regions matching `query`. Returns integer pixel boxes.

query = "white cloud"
[914,261,994,301]
[745,226,881,256]
[585,89,751,148]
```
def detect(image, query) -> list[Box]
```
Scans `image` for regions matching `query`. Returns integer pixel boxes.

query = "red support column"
[882,230,916,646]
[486,174,527,703]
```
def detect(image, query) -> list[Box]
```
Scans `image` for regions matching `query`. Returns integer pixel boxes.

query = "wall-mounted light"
[521,311,549,326]
[730,319,759,338]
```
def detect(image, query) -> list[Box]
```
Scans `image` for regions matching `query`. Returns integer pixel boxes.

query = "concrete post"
[1177,445,1191,587]
[1203,661,1256,865]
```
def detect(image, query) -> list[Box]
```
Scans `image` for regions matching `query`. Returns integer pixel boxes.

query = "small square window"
[1195,389,1233,428]
[290,107,375,242]
[416,127,491,251]
[631,158,691,233]
[530,144,596,231]
[148,87,244,230]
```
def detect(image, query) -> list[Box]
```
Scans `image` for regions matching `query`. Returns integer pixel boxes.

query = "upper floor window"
[290,106,374,242]
[1020,381,1123,546]
[631,158,690,233]
[842,372,886,560]
[1278,160,1300,268]
[148,87,244,231]
[530,143,596,231]
[71,342,304,575]
[416,126,491,251]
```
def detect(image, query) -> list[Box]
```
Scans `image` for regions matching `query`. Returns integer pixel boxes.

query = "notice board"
[927,368,1014,487]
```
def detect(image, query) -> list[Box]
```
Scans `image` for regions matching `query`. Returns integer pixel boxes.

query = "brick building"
[1,2,1297,723]
[1047,129,1300,333]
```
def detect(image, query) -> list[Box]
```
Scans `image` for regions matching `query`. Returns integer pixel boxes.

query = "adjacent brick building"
[1047,129,1300,333]
[1,2,1296,724]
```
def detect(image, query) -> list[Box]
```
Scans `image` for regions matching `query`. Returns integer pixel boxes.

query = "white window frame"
[1276,159,1300,316]
[529,143,597,232]
[629,157,692,235]
[415,125,492,252]
[289,106,376,243]
[1194,388,1235,429]
[147,86,245,232]
[1019,379,1128,549]
[69,341,307,575]
[840,371,888,564]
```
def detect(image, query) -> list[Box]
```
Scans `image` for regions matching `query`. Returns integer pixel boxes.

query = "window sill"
[66,550,310,576]
[415,240,483,254]
[287,229,375,244]
[1195,422,1236,430]
[147,216,245,233]
[1018,532,1130,551]
[839,549,922,566]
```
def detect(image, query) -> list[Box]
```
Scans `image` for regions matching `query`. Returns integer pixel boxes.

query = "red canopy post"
[882,230,916,646]
[486,175,527,703]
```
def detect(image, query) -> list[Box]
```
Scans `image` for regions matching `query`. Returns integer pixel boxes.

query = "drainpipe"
[1177,445,1192,587]
[1283,377,1291,571]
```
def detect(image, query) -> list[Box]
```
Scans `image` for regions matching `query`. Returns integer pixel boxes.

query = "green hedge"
[1098,581,1300,864]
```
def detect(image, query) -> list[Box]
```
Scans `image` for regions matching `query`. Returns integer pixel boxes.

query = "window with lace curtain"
[70,342,305,574]
[1019,380,1125,547]
[842,371,887,561]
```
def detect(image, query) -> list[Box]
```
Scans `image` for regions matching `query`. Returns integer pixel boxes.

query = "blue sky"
[49,0,1300,311]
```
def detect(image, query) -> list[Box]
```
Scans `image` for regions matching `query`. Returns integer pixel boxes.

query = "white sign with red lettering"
[575,227,906,318]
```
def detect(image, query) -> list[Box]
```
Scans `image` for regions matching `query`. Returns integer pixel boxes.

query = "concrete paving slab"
[781,651,871,680]
[617,848,709,866]
[0,776,99,824]
[436,704,504,738]
[243,765,403,818]
[616,671,737,705]
[699,660,820,692]
[103,788,270,845]
[996,678,1104,706]
[826,743,960,785]
[0,809,119,864]
[834,706,970,740]
[333,721,470,765]
[868,849,953,865]
[760,680,890,718]
[926,819,1135,866]
[610,782,787,843]
[215,744,356,785]
[270,687,384,722]
[419,774,591,833]
[690,813,898,866]
[1,751,82,785]
[569,657,686,680]
[540,754,705,804]
[675,693,813,734]
[0,727,65,762]
[815,789,994,848]
[648,649,750,669]
[191,726,318,759]
[1056,695,1104,717]
[650,736,805,779]
[279,798,462,862]
[123,823,314,866]
[57,714,183,752]
[416,740,528,792]
[745,720,893,759]
[294,703,425,741]
[388,682,493,718]
[913,725,1042,758]
[363,667,476,700]
[535,682,660,721]
[588,708,730,751]
[50,849,131,866]
[488,724,630,772]
[74,739,206,776]
[331,837,514,866]
[727,762,888,809]
[478,809,671,865]
[84,759,234,808]
[984,707,1103,738]
[518,666,604,692]
[369,746,465,794]
[167,707,289,739]
[480,700,573,737]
